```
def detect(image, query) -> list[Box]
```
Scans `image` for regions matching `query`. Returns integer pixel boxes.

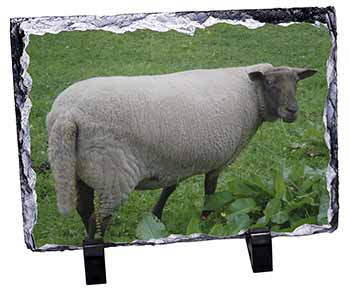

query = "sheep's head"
[249,67,317,123]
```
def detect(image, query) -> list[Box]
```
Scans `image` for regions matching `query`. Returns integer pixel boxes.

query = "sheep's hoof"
[201,210,213,220]
[152,210,162,220]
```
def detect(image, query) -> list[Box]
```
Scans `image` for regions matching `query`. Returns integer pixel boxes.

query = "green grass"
[27,23,332,247]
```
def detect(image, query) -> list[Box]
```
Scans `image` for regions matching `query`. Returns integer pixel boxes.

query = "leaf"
[227,178,257,196]
[304,166,326,177]
[251,175,265,187]
[256,216,268,225]
[283,190,294,203]
[290,216,317,231]
[251,216,269,229]
[226,213,252,230]
[203,191,234,211]
[289,142,306,150]
[271,225,281,231]
[250,216,269,229]
[288,193,318,210]
[303,126,323,142]
[274,170,287,200]
[223,222,241,236]
[271,211,289,225]
[136,213,168,240]
[250,175,275,196]
[297,179,316,195]
[317,191,329,225]
[306,145,327,157]
[228,177,273,197]
[186,216,201,235]
[209,224,226,236]
[227,198,257,216]
[209,214,251,237]
[289,162,305,183]
[263,198,282,221]
[282,164,292,180]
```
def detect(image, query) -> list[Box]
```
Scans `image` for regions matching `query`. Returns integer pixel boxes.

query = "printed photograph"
[25,16,332,247]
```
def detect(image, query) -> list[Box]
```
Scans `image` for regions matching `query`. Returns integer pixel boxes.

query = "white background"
[1,0,349,288]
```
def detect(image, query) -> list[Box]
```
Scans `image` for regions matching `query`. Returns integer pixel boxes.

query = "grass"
[26,22,332,247]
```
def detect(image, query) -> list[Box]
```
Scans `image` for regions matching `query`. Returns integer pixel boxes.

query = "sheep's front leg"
[152,185,177,220]
[201,171,219,218]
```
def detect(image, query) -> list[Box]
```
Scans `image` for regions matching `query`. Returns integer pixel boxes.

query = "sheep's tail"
[47,111,78,215]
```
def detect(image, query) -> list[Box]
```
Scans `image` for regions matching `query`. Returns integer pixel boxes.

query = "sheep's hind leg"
[152,185,177,220]
[76,179,95,238]
[85,202,112,240]
[97,165,140,238]
[83,192,115,240]
[88,145,142,238]
[201,171,219,219]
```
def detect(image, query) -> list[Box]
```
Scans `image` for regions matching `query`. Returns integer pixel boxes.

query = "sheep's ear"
[294,68,318,80]
[249,71,265,81]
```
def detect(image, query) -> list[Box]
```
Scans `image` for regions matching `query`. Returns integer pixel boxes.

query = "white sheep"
[46,63,317,238]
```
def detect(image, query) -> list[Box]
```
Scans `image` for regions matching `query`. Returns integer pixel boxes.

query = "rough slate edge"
[9,6,337,252]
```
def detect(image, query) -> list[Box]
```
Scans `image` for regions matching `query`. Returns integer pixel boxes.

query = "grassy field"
[27,22,331,247]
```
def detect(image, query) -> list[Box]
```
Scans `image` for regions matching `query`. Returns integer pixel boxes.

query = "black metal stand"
[83,239,107,285]
[81,228,272,284]
[245,228,273,273]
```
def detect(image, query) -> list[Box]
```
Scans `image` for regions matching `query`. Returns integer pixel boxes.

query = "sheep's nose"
[286,104,299,114]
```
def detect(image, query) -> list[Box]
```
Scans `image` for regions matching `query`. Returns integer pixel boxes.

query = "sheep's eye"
[265,79,274,86]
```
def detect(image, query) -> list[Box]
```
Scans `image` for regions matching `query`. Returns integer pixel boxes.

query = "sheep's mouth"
[278,108,298,123]
[281,113,298,123]
[282,116,297,123]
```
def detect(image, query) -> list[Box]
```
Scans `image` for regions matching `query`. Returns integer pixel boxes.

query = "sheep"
[46,63,317,239]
